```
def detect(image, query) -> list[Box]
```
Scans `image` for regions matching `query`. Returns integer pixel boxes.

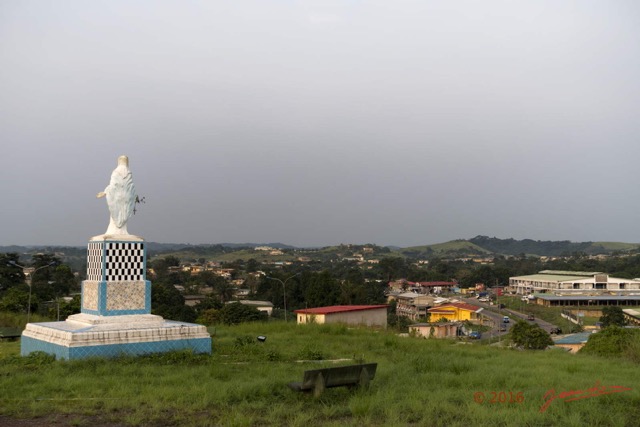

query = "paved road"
[460,297,561,334]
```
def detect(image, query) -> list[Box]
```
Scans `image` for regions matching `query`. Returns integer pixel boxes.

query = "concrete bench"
[0,327,22,341]
[288,363,377,397]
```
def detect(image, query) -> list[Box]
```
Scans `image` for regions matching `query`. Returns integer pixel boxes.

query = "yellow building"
[294,305,388,327]
[427,302,482,322]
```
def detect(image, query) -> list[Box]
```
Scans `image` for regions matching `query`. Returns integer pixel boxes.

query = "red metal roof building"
[294,305,388,327]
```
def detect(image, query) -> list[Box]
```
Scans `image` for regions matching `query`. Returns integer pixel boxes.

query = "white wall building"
[509,270,640,295]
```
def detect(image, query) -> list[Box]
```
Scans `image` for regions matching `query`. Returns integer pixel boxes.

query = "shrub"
[580,326,640,357]
[510,320,553,350]
[297,345,324,361]
[220,303,268,326]
[623,334,640,364]
[196,308,220,326]
[600,306,627,328]
[234,335,256,348]
[265,350,282,361]
[4,351,57,367]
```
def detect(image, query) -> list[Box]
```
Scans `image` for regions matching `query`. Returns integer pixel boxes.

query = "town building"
[427,302,483,322]
[388,279,456,294]
[623,309,640,326]
[553,332,594,353]
[509,270,640,295]
[535,295,640,307]
[411,281,457,294]
[294,305,388,327]
[184,295,206,307]
[409,322,460,339]
[393,292,448,320]
[227,300,274,315]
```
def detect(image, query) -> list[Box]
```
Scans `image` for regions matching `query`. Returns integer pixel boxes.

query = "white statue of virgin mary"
[97,155,137,236]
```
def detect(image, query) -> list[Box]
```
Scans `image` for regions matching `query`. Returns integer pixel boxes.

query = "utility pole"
[7,261,56,323]
[266,273,300,322]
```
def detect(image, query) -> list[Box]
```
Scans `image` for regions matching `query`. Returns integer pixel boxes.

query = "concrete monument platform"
[21,156,212,359]
[21,315,211,360]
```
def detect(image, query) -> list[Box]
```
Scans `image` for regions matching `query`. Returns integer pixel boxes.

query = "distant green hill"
[394,237,640,259]
[398,240,491,259]
[592,241,640,251]
[467,236,640,257]
[3,237,639,264]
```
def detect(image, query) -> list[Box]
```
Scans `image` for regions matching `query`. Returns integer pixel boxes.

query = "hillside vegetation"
[468,236,640,257]
[398,240,490,259]
[3,237,640,265]
[1,322,639,426]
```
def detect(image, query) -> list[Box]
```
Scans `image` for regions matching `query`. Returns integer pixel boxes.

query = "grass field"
[1,321,639,426]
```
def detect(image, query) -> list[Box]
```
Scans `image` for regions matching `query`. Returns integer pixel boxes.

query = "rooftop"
[409,281,457,287]
[396,292,423,299]
[511,273,596,282]
[428,302,482,313]
[553,332,594,345]
[535,295,640,301]
[410,322,459,327]
[235,300,274,307]
[294,305,388,315]
[539,270,603,276]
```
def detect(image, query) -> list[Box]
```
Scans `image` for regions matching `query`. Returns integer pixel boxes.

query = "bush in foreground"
[510,320,553,349]
[580,326,640,359]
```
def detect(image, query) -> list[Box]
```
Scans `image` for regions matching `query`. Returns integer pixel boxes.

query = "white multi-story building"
[509,270,640,295]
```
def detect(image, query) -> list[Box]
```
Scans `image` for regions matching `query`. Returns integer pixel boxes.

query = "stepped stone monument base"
[21,315,211,360]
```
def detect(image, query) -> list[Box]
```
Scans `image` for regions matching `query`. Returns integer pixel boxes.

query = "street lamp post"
[266,273,300,322]
[7,261,55,323]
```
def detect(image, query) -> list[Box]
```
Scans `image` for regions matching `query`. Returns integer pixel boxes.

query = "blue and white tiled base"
[21,316,211,360]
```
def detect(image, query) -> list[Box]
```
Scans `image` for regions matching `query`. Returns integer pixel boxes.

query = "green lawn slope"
[1,322,639,426]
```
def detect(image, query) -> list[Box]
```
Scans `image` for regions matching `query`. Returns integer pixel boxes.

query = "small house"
[427,302,483,322]
[294,305,388,327]
[409,322,460,339]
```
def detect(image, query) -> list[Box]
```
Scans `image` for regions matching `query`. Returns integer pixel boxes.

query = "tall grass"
[1,322,639,426]
[0,312,50,331]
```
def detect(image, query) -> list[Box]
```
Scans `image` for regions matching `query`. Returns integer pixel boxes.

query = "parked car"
[469,331,482,339]
[502,316,510,323]
[527,314,535,321]
[549,328,562,334]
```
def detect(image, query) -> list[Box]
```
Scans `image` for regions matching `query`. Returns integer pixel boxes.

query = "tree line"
[4,248,640,327]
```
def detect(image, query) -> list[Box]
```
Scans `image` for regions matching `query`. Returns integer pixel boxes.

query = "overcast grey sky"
[1,1,639,248]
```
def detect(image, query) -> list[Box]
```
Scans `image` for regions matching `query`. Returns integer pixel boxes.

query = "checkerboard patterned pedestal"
[21,236,212,359]
[83,239,150,316]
